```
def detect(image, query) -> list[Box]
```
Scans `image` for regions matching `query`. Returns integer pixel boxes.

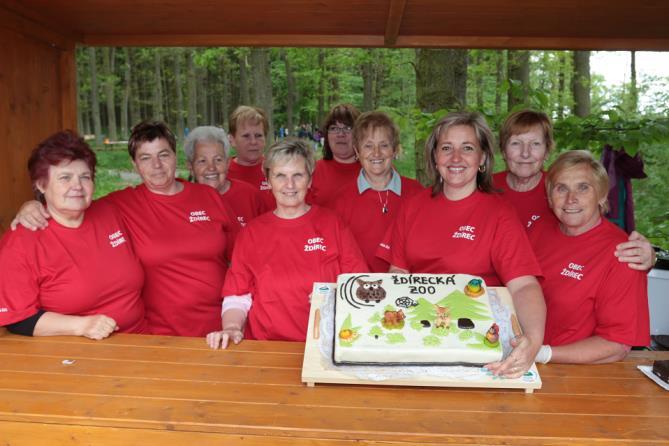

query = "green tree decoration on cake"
[439,290,492,321]
[368,312,382,323]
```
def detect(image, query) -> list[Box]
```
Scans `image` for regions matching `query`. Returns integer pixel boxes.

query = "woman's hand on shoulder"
[78,315,118,340]
[10,200,51,231]
[206,327,244,349]
[615,231,655,270]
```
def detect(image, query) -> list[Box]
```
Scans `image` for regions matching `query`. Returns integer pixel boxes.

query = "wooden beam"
[384,0,407,46]
[394,35,669,51]
[0,5,78,49]
[83,34,385,48]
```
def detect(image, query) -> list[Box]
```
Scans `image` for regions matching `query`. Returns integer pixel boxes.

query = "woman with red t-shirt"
[11,122,238,337]
[206,140,367,348]
[0,131,147,339]
[494,109,654,269]
[184,126,270,227]
[383,111,545,378]
[308,104,361,208]
[333,111,424,272]
[529,150,649,364]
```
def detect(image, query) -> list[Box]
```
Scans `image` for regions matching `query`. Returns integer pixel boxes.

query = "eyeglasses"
[327,125,352,134]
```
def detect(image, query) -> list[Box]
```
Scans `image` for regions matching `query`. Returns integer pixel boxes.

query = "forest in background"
[75,47,669,248]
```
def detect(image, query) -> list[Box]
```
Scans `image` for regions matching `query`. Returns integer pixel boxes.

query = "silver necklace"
[377,190,389,214]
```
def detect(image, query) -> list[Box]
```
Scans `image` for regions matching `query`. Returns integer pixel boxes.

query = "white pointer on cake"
[334,273,503,366]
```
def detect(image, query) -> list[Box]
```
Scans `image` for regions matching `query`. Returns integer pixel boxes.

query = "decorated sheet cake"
[333,273,504,365]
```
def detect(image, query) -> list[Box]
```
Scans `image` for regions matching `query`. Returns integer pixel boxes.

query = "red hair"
[28,130,97,197]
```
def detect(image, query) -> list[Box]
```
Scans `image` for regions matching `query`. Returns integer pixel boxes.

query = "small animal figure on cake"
[356,278,387,303]
[484,323,500,347]
[382,309,405,329]
[464,278,485,298]
[434,305,451,329]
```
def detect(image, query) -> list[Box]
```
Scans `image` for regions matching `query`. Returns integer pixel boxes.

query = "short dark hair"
[321,103,360,160]
[128,121,176,159]
[28,130,97,201]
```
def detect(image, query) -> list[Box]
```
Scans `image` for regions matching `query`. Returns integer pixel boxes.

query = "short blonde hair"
[263,139,315,180]
[229,105,269,137]
[352,111,400,155]
[546,150,609,214]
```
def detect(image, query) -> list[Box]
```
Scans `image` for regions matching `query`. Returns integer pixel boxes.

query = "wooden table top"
[1,331,668,445]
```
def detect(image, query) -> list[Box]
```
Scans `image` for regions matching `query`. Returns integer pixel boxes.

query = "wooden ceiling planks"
[0,0,668,50]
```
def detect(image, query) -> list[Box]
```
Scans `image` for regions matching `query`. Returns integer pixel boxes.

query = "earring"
[478,164,486,173]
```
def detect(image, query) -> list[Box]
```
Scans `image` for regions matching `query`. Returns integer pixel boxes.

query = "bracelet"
[535,345,552,364]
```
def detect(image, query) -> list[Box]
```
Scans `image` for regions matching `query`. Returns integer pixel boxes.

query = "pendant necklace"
[377,190,389,214]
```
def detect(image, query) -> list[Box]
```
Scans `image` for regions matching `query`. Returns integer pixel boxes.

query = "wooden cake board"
[301,282,542,393]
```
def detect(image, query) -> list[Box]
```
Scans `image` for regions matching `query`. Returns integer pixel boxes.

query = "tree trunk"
[415,48,468,185]
[198,67,208,124]
[220,53,230,130]
[362,49,374,112]
[152,50,164,121]
[474,50,484,110]
[317,49,326,126]
[556,52,567,119]
[101,48,117,141]
[629,50,638,113]
[572,50,591,117]
[88,47,103,146]
[250,48,274,142]
[281,49,295,130]
[127,49,140,129]
[373,50,386,109]
[186,49,197,130]
[495,51,505,115]
[239,51,251,105]
[120,48,131,138]
[173,48,185,139]
[507,50,530,110]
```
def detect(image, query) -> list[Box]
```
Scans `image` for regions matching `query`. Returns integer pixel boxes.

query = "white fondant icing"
[334,273,503,365]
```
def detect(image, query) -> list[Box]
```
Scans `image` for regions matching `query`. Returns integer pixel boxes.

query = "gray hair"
[183,126,231,162]
[263,139,316,180]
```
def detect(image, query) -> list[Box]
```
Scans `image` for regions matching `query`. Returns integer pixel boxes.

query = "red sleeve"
[0,232,41,325]
[491,204,543,283]
[221,227,255,298]
[594,260,650,346]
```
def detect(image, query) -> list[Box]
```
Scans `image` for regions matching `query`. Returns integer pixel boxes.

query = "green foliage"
[423,335,441,346]
[369,326,383,337]
[385,332,406,344]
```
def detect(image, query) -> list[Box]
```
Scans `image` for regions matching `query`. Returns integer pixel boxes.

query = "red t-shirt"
[308,159,361,208]
[222,205,367,341]
[227,157,275,208]
[334,176,425,272]
[493,171,554,231]
[105,180,238,336]
[222,179,272,227]
[529,217,650,347]
[0,200,147,333]
[380,189,542,286]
